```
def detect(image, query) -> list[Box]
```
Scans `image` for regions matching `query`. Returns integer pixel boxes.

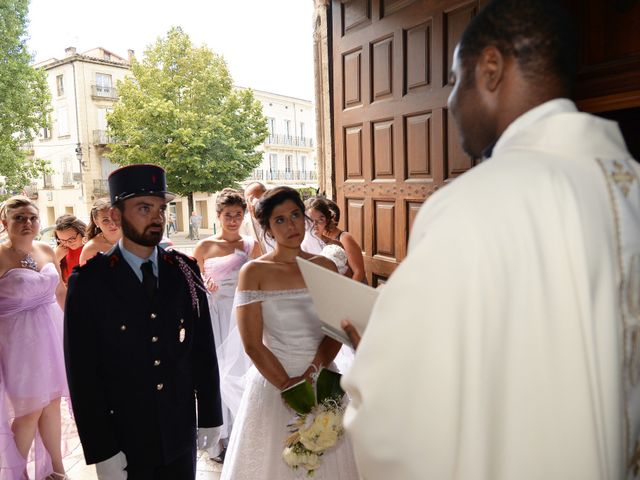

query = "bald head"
[244,182,267,218]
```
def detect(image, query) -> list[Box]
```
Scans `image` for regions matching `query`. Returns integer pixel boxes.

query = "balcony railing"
[93,130,113,145]
[249,169,318,182]
[93,179,109,197]
[265,134,314,148]
[62,171,74,186]
[22,183,38,199]
[91,85,118,100]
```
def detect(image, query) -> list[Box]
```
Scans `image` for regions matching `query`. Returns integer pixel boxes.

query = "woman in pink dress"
[193,189,260,460]
[0,196,69,479]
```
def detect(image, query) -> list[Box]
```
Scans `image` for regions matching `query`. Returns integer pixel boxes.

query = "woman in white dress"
[193,189,260,458]
[220,187,359,479]
[306,197,366,282]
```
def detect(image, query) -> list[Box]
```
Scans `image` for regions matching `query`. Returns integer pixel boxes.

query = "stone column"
[313,0,334,198]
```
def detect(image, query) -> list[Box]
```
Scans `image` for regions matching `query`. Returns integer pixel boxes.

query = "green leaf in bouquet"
[316,368,345,404]
[281,379,316,415]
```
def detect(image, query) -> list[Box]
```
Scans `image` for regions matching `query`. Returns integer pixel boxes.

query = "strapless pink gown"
[0,263,68,480]
[203,235,254,442]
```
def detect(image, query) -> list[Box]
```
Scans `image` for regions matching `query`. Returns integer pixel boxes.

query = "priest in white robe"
[342,1,640,479]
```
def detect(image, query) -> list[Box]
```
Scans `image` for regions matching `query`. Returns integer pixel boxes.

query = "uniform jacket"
[64,245,222,468]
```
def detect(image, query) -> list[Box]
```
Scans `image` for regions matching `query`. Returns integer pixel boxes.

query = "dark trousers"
[126,447,196,480]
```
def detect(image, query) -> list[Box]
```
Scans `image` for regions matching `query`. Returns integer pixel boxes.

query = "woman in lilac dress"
[193,189,260,459]
[0,196,69,480]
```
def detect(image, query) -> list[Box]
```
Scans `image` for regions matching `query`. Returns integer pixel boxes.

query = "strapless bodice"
[0,263,59,318]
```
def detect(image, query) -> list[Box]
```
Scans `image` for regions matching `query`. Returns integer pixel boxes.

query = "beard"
[121,216,163,247]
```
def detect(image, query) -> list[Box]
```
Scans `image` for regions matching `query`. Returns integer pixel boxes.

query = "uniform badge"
[179,327,186,343]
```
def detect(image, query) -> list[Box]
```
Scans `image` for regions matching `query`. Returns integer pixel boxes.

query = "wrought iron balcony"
[248,169,318,182]
[93,179,109,197]
[265,134,314,148]
[43,174,53,189]
[93,130,113,145]
[22,183,38,199]
[91,85,118,100]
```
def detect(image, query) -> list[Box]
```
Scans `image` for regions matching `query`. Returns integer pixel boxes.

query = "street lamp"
[75,142,86,168]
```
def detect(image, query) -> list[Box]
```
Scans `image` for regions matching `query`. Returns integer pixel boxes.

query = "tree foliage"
[0,0,51,197]
[107,27,268,198]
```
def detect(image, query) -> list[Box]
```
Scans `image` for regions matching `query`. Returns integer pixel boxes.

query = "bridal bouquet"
[281,368,346,477]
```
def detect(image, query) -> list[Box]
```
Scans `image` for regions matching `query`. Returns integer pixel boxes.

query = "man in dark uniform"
[64,164,222,479]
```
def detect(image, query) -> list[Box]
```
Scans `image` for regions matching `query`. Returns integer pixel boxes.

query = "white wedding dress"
[220,288,359,480]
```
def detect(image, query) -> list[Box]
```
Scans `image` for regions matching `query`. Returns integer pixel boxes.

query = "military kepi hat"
[108,164,175,205]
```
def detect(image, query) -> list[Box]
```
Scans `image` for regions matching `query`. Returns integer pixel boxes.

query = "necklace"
[99,232,116,246]
[8,245,38,271]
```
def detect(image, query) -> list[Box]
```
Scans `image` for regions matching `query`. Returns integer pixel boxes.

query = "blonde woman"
[0,196,68,479]
[79,199,122,266]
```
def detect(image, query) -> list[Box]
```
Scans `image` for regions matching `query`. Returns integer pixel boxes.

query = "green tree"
[0,0,51,198]
[107,27,268,211]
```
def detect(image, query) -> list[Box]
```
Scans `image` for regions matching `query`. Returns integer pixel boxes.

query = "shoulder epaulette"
[166,248,197,264]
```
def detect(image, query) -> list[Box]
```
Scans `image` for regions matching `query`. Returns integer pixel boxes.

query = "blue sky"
[27,0,316,101]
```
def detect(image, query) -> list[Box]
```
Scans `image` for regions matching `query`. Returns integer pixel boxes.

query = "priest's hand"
[341,319,361,349]
[95,451,127,480]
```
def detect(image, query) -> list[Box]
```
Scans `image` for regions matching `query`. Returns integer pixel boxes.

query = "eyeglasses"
[57,232,81,245]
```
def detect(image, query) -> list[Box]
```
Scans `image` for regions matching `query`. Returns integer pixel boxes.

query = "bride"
[220,186,359,479]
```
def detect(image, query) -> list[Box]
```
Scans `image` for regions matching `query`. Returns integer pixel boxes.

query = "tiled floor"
[58,399,222,479]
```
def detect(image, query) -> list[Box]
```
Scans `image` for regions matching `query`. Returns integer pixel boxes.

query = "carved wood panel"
[372,119,394,178]
[332,0,484,282]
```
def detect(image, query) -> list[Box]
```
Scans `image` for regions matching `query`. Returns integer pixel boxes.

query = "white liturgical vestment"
[343,99,640,480]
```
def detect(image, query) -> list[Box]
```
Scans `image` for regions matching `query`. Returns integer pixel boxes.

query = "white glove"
[95,451,127,480]
[197,426,221,449]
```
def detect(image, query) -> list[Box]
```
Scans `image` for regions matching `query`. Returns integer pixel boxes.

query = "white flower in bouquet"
[299,409,343,452]
[283,444,321,471]
[281,368,346,476]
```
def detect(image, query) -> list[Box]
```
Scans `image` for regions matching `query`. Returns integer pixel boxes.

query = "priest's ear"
[475,45,506,94]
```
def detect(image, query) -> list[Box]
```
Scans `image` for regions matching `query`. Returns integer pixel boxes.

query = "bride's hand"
[280,376,305,391]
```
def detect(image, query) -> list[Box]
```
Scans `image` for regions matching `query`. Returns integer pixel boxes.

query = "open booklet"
[296,256,379,345]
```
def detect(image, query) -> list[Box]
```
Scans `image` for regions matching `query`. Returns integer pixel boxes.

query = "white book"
[296,256,379,345]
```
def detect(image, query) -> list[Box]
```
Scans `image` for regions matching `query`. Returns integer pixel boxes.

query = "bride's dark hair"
[255,186,307,240]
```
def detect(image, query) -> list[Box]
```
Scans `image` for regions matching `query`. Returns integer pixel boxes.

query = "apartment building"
[246,89,317,189]
[28,47,130,226]
[24,48,317,232]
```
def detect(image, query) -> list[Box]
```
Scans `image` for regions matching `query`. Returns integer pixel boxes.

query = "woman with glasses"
[306,197,366,283]
[54,214,86,284]
[0,196,69,479]
[79,199,122,266]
